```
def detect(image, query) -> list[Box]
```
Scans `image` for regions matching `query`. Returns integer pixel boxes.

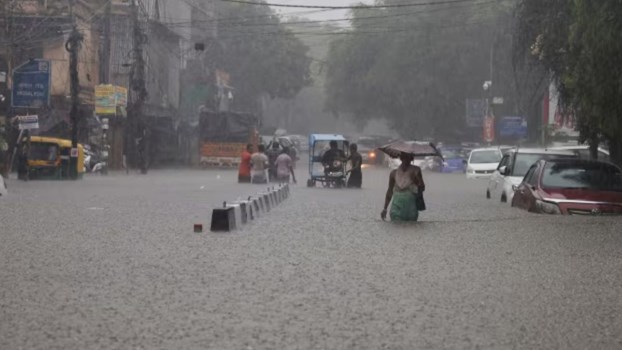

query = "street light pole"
[65,10,83,179]
[129,0,148,174]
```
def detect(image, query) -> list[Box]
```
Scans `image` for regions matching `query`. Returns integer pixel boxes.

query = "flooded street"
[2,168,621,349]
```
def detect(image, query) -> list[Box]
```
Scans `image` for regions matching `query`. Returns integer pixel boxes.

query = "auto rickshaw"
[307,134,349,188]
[27,136,85,180]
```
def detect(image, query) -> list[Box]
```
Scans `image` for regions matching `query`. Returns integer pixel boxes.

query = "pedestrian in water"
[381,152,425,221]
[347,143,363,188]
[238,144,253,183]
[238,143,253,183]
[17,134,30,181]
[266,141,281,182]
[251,144,269,184]
[275,147,297,184]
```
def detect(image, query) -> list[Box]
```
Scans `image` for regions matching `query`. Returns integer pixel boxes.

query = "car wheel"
[486,189,491,199]
[501,193,507,203]
[307,179,313,187]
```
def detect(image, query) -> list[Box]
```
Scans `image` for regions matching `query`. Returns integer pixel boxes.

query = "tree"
[214,1,312,114]
[515,0,622,165]
[324,0,517,141]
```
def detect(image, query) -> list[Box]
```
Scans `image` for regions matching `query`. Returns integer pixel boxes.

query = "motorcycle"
[324,159,346,188]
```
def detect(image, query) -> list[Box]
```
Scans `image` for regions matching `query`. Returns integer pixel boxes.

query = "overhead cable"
[218,0,481,10]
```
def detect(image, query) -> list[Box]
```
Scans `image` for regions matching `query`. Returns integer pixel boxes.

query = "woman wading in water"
[381,152,426,221]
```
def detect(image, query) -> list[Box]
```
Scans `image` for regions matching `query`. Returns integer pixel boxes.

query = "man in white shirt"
[251,144,269,184]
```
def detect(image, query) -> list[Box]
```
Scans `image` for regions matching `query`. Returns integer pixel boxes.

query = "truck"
[198,111,259,167]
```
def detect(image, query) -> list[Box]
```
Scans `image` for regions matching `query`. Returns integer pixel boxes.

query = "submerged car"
[487,148,577,203]
[356,136,385,165]
[550,145,610,162]
[466,148,503,179]
[439,147,467,173]
[511,159,622,215]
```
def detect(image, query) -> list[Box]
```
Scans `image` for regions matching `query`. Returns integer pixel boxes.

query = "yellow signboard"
[95,85,128,115]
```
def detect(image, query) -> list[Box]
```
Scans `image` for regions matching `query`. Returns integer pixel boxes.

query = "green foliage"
[515,0,622,163]
[214,2,313,113]
[324,0,516,140]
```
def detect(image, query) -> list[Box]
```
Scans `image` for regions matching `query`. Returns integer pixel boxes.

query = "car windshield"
[441,149,462,159]
[542,162,622,191]
[470,150,501,164]
[357,139,377,147]
[512,153,575,177]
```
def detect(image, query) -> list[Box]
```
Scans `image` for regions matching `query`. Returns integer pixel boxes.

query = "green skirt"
[390,190,419,222]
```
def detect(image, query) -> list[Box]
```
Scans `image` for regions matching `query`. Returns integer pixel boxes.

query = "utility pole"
[101,0,111,84]
[129,0,148,174]
[65,3,83,180]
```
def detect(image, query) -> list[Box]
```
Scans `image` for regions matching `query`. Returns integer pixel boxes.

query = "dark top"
[322,148,346,166]
[349,151,362,172]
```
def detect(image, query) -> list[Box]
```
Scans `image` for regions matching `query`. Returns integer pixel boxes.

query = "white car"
[466,148,503,179]
[0,174,7,197]
[387,156,427,170]
[550,145,610,162]
[487,148,577,203]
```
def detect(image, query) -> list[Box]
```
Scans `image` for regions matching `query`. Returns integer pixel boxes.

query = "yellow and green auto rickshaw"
[27,136,85,180]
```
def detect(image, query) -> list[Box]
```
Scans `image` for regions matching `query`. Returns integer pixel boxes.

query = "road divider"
[209,184,290,232]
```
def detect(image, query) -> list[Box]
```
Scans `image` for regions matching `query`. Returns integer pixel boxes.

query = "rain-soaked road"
[1,164,622,349]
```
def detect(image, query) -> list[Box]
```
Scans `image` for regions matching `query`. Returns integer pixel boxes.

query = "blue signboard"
[499,116,528,138]
[11,59,51,108]
[466,99,487,127]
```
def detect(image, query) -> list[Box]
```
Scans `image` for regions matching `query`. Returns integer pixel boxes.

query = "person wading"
[251,144,269,184]
[347,143,363,188]
[238,144,253,183]
[275,147,297,184]
[381,152,425,221]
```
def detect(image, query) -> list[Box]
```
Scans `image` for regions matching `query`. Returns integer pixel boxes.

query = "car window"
[523,164,538,185]
[511,153,575,177]
[497,155,509,170]
[542,162,622,191]
[469,150,502,164]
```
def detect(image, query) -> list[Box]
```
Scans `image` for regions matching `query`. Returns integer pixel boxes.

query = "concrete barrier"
[262,194,271,212]
[225,202,243,227]
[251,196,264,215]
[234,200,253,223]
[209,184,291,232]
[210,206,236,232]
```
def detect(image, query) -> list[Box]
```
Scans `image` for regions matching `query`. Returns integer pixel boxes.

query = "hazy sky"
[272,0,373,22]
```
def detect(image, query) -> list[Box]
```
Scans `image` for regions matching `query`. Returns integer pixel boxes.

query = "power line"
[162,0,494,29]
[218,0,481,10]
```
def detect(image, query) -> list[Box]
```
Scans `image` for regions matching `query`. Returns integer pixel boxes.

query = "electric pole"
[101,0,111,84]
[129,0,148,174]
[66,19,83,180]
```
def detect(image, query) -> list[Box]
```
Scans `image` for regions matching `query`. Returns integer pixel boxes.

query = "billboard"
[95,84,128,115]
[499,116,528,138]
[466,98,487,127]
[11,59,51,108]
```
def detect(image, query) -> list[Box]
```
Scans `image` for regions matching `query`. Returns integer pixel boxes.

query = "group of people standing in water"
[239,141,425,222]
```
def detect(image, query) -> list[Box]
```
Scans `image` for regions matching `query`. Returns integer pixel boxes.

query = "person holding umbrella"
[379,141,437,221]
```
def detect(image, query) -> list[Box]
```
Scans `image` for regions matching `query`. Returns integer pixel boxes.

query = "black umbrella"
[379,140,443,159]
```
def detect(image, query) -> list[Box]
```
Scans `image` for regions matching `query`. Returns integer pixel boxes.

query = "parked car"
[439,147,468,173]
[0,174,7,197]
[511,158,622,215]
[465,148,503,179]
[550,145,610,162]
[386,155,428,170]
[357,136,386,165]
[487,148,577,203]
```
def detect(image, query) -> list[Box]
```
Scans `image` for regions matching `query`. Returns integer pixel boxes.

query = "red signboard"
[201,142,246,158]
[483,117,495,143]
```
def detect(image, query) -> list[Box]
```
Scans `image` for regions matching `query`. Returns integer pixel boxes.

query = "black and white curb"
[210,184,290,232]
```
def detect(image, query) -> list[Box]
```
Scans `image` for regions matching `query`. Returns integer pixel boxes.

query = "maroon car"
[511,158,622,215]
